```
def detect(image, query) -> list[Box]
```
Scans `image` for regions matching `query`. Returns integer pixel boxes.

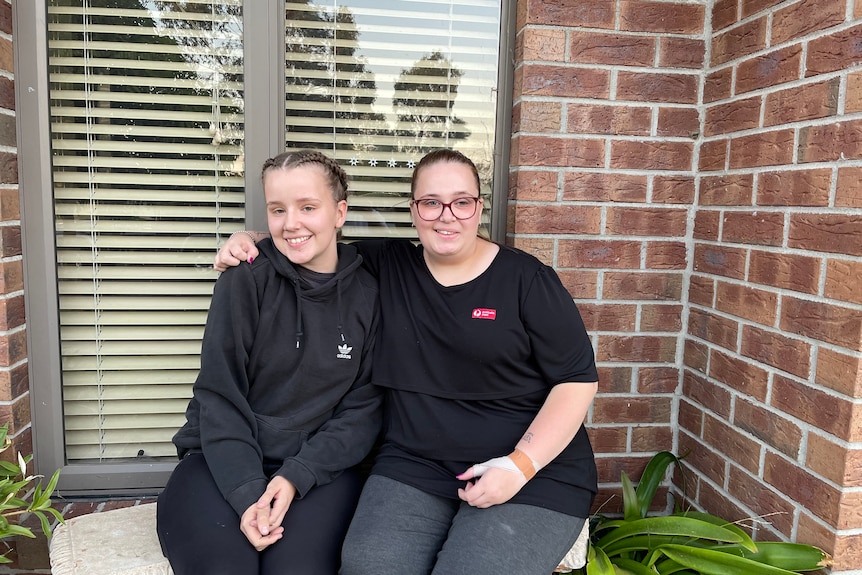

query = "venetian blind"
[47,0,245,461]
[283,0,501,237]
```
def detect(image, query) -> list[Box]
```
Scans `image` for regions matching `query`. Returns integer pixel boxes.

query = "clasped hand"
[456,455,528,508]
[240,475,296,551]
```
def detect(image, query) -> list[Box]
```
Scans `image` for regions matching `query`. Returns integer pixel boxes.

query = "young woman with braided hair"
[214,149,598,575]
[157,150,381,574]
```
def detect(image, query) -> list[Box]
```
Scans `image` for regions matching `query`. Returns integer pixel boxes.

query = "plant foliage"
[572,451,833,575]
[0,424,63,563]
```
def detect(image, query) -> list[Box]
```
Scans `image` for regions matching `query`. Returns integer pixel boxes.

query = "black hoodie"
[173,239,381,516]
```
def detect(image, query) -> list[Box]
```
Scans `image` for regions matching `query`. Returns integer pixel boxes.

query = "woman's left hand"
[456,463,527,508]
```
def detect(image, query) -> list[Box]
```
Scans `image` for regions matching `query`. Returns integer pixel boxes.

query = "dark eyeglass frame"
[409,196,481,221]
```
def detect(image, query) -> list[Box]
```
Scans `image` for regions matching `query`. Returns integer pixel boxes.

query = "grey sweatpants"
[340,475,586,575]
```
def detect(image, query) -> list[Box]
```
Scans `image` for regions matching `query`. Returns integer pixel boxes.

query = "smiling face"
[264,164,347,273]
[410,160,483,262]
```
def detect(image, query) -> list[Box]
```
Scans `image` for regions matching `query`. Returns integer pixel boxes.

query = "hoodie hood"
[257,239,364,348]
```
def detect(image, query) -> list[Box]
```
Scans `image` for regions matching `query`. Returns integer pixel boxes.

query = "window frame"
[16,0,514,494]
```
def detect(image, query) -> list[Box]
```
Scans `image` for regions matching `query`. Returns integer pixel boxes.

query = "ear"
[334,199,348,228]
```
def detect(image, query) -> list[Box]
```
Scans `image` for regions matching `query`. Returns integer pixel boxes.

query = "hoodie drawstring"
[294,277,303,348]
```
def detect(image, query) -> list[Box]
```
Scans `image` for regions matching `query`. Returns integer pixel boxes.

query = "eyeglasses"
[410,197,481,221]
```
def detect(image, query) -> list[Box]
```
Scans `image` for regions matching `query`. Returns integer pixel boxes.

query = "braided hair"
[261,150,349,202]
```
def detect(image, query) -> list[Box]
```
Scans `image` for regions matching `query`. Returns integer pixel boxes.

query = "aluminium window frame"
[15,0,514,495]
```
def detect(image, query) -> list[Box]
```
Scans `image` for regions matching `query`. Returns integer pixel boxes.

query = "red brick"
[631,425,674,452]
[563,172,647,202]
[704,67,733,104]
[693,244,747,280]
[510,204,602,234]
[796,512,838,564]
[592,395,673,424]
[557,270,599,299]
[757,169,831,207]
[519,0,615,28]
[712,0,739,32]
[799,120,862,163]
[729,129,795,169]
[638,366,679,393]
[806,434,857,487]
[0,260,24,293]
[0,2,10,36]
[0,187,20,221]
[688,275,715,308]
[709,348,769,401]
[688,307,738,351]
[515,101,562,133]
[511,237,554,266]
[716,281,778,326]
[826,259,862,306]
[513,135,605,168]
[596,334,677,363]
[558,240,641,269]
[848,72,862,113]
[679,397,704,434]
[781,296,862,351]
[606,207,687,237]
[679,429,728,486]
[619,1,704,34]
[704,415,761,473]
[711,17,768,66]
[749,250,821,294]
[722,211,784,247]
[659,37,705,69]
[589,426,628,452]
[742,0,784,18]
[839,490,862,530]
[772,0,845,45]
[763,79,839,126]
[737,45,803,95]
[657,107,700,138]
[727,465,796,537]
[567,103,651,136]
[652,176,695,204]
[617,71,699,104]
[700,174,753,205]
[0,329,28,366]
[0,363,29,403]
[816,347,862,397]
[773,374,859,441]
[807,24,862,76]
[597,366,633,394]
[705,97,761,136]
[734,398,802,458]
[830,532,862,572]
[764,450,842,525]
[610,140,693,171]
[693,211,720,241]
[639,304,682,333]
[509,170,558,202]
[569,31,655,66]
[0,152,18,185]
[837,167,862,207]
[645,241,687,270]
[681,371,731,418]
[514,65,610,99]
[741,325,811,378]
[699,138,728,171]
[0,226,21,258]
[0,296,26,331]
[603,271,683,301]
[518,28,566,61]
[789,213,862,257]
[579,303,637,332]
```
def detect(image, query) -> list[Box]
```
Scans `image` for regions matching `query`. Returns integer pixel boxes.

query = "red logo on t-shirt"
[472,308,497,320]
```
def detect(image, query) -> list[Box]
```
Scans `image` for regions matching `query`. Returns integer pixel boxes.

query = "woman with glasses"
[214,149,598,575]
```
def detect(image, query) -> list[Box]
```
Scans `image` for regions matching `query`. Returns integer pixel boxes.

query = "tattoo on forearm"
[522,432,534,443]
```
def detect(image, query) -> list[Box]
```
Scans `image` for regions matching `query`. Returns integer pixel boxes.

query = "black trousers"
[156,453,362,575]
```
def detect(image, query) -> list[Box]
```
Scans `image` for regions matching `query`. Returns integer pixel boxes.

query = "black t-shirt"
[356,239,599,517]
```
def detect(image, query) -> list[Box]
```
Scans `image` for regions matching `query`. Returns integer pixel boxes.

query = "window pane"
[284,0,501,239]
[47,0,244,463]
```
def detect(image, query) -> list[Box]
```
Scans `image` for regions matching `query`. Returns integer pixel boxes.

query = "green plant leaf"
[595,516,745,551]
[655,544,801,575]
[3,524,35,538]
[622,471,641,521]
[611,557,659,575]
[710,542,833,571]
[587,545,616,575]
[602,534,710,557]
[674,511,757,552]
[635,451,682,519]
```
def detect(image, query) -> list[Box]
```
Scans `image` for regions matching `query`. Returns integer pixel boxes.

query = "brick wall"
[681,0,862,571]
[510,0,706,511]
